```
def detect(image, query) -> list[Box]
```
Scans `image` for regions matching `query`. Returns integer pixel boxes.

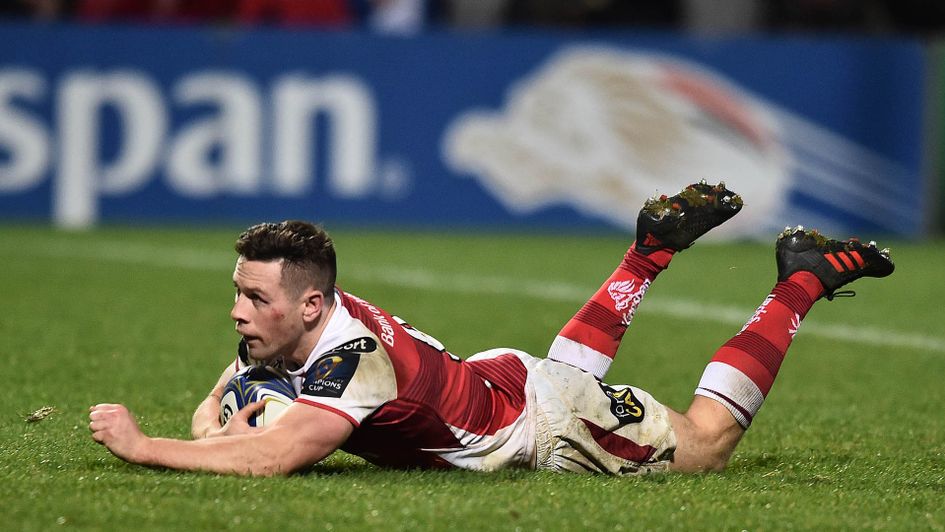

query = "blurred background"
[2,0,943,239]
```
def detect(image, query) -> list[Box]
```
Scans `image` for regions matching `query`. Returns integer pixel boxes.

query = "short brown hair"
[235,221,336,302]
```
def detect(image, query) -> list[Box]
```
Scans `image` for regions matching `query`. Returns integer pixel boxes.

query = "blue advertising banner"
[0,23,927,237]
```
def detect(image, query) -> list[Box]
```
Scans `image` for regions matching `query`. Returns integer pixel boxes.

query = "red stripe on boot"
[850,250,865,268]
[824,253,845,272]
[837,252,855,271]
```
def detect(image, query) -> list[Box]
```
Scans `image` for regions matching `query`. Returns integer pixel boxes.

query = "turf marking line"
[19,239,945,354]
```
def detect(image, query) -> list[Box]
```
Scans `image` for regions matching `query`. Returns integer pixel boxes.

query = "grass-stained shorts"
[527,356,677,475]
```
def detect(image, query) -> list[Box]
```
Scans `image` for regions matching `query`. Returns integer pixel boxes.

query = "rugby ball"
[219,365,297,427]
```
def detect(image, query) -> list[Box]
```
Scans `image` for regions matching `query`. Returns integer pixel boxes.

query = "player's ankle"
[628,243,675,270]
[786,271,825,301]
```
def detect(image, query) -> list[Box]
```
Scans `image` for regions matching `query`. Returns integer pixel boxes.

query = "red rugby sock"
[694,271,824,427]
[547,244,673,379]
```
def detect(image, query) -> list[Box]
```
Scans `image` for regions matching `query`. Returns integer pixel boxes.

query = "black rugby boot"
[634,180,743,255]
[776,226,894,300]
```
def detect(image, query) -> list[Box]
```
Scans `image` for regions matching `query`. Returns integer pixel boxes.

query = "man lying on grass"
[89,182,893,476]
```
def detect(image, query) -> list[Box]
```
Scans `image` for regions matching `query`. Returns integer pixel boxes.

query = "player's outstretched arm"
[191,363,237,439]
[90,402,353,476]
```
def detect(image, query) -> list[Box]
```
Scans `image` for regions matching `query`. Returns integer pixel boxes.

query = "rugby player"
[89,182,894,475]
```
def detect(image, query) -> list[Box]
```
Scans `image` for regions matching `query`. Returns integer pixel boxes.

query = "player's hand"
[88,403,149,463]
[212,400,266,437]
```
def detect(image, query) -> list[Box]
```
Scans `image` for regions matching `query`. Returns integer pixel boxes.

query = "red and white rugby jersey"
[287,288,535,471]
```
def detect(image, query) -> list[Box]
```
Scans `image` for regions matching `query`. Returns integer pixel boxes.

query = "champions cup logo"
[443,46,919,237]
[313,355,345,380]
[303,352,360,398]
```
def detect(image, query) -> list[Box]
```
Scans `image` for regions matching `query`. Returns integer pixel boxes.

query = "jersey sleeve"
[296,336,397,426]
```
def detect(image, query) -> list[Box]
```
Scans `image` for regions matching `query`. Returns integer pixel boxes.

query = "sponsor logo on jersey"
[302,352,361,398]
[330,336,378,354]
[347,294,397,347]
[599,383,645,424]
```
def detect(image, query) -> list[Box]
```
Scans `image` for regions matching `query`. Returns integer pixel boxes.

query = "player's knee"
[699,445,733,472]
[671,441,731,473]
[695,426,741,472]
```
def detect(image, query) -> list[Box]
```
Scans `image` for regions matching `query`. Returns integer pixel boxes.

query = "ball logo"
[219,366,296,427]
[221,402,235,425]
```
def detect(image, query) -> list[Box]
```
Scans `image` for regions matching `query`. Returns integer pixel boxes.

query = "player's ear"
[301,289,325,323]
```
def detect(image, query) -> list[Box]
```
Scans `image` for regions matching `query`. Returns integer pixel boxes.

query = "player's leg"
[668,227,895,472]
[548,181,743,379]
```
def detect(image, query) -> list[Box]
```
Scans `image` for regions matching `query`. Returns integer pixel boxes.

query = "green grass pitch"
[3,225,944,530]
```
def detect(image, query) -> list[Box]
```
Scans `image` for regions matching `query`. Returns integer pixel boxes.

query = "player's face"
[230,258,306,363]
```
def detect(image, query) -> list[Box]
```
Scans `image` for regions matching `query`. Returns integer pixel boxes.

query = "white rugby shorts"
[527,357,677,475]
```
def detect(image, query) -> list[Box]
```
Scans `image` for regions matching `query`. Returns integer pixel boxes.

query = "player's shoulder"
[300,333,387,398]
[293,328,399,426]
[317,292,387,357]
[307,305,388,372]
[335,288,379,317]
[319,334,384,363]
